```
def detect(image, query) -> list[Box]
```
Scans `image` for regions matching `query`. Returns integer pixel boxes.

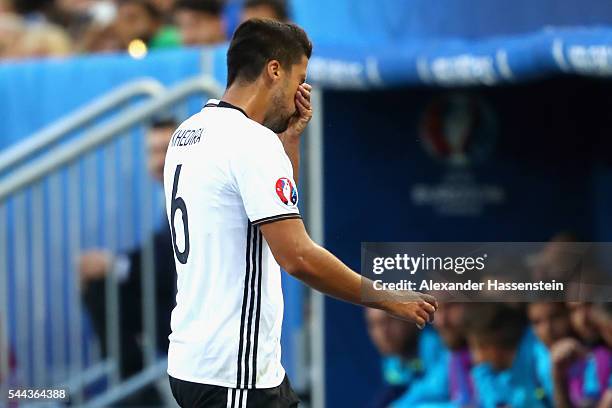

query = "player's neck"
[221,83,269,124]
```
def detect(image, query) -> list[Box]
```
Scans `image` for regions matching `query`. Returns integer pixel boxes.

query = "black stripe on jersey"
[251,227,263,387]
[237,224,265,389]
[243,226,259,388]
[251,213,301,226]
[230,388,236,408]
[236,223,253,388]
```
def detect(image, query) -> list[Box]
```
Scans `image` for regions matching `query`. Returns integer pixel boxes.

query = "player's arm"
[259,218,437,327]
[277,83,312,186]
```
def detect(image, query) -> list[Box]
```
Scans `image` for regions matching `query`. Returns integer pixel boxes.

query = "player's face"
[264,55,308,133]
[433,302,467,350]
[176,11,225,45]
[116,2,158,42]
[365,308,417,356]
[590,307,612,348]
[527,302,572,348]
[567,302,600,345]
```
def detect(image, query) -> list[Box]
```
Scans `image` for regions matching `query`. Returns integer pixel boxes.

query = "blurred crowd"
[0,0,288,60]
[366,273,612,406]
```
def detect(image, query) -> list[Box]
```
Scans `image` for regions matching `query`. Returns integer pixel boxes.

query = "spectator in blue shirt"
[392,302,474,408]
[466,303,548,408]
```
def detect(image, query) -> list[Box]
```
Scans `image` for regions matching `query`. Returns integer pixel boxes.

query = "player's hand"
[551,337,587,372]
[383,292,437,329]
[279,83,312,142]
[79,250,113,284]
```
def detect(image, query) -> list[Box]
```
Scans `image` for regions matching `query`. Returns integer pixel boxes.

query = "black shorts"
[168,375,300,408]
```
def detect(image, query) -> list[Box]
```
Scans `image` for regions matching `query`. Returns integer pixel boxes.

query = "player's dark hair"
[243,0,289,21]
[226,18,312,87]
[174,0,224,15]
[464,303,527,349]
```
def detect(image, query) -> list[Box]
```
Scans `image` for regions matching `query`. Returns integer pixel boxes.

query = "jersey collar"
[203,99,249,119]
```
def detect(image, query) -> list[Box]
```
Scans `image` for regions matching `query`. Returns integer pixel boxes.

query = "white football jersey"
[163,99,300,389]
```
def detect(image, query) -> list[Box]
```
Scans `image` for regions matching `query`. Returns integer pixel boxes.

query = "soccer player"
[164,19,437,408]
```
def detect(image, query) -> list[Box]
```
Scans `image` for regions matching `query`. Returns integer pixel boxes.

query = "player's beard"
[264,87,294,134]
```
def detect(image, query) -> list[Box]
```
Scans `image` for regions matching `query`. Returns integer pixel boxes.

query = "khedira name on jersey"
[170,128,204,147]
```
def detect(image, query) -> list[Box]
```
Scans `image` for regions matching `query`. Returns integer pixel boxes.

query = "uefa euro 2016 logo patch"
[275,177,298,207]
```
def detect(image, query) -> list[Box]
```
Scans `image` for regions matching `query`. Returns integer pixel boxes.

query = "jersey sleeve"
[231,133,301,226]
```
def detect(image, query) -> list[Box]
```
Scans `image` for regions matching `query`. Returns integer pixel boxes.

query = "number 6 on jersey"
[171,164,190,264]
